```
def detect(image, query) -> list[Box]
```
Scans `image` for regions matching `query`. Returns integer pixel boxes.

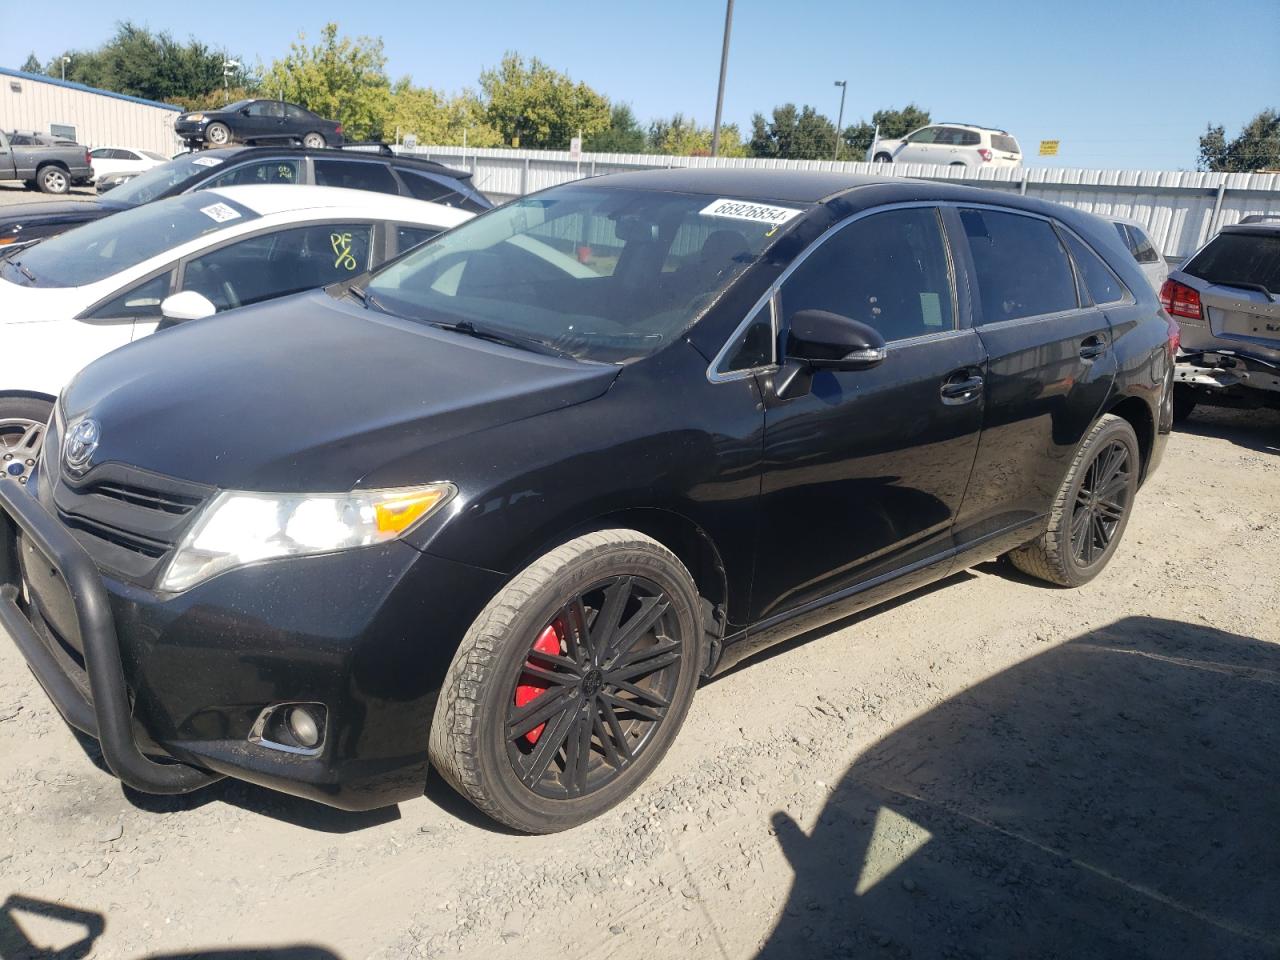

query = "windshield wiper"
[1,259,36,284]
[1215,280,1276,302]
[347,284,393,315]
[429,319,573,359]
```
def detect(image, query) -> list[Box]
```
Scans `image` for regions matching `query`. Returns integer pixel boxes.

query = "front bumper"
[0,479,506,810]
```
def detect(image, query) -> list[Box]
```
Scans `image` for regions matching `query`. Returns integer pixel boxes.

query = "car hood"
[0,200,104,227]
[60,291,621,492]
[0,278,90,322]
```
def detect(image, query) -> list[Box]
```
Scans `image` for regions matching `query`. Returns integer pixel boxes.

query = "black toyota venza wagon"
[0,170,1176,832]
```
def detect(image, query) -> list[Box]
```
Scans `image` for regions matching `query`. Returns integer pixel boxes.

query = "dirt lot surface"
[0,184,97,205]
[2,406,1278,960]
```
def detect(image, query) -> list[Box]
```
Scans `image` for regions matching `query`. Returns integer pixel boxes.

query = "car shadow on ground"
[0,894,341,959]
[754,616,1280,959]
[1176,404,1280,455]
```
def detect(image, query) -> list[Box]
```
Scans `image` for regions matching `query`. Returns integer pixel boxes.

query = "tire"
[36,165,69,195]
[949,161,967,167]
[205,122,232,146]
[429,529,703,833]
[873,152,893,164]
[1007,414,1140,588]
[302,132,326,149]
[1172,385,1197,423]
[0,396,53,486]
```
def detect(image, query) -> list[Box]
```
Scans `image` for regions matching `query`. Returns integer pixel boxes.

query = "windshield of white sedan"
[102,152,228,207]
[1,194,258,288]
[362,186,798,363]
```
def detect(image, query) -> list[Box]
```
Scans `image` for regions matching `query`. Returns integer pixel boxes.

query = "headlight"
[185,113,206,122]
[158,483,455,593]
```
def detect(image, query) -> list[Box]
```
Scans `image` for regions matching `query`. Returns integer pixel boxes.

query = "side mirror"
[160,291,216,323]
[239,108,252,116]
[775,310,887,400]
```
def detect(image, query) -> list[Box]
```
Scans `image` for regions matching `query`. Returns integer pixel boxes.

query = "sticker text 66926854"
[699,198,803,228]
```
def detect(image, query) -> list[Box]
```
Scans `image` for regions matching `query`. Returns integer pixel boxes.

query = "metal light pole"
[222,59,240,104]
[832,80,847,161]
[60,56,70,81]
[710,0,735,157]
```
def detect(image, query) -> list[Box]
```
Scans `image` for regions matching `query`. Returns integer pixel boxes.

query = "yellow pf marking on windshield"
[331,232,357,271]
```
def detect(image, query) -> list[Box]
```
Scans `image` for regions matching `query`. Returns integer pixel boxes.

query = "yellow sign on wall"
[1039,140,1060,157]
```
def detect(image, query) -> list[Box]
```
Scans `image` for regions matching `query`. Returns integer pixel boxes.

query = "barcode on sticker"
[700,198,803,227]
[199,202,241,223]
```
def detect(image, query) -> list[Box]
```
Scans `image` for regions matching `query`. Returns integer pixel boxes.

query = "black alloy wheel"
[505,575,682,800]
[1069,439,1131,566]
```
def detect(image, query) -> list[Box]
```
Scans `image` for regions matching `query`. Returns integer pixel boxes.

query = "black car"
[175,99,343,150]
[0,145,491,252]
[0,170,1176,833]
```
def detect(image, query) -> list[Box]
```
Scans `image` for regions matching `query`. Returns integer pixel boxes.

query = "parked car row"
[0,165,1177,833]
[0,144,490,252]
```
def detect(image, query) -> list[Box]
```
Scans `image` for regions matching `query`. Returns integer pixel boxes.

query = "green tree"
[749,103,838,159]
[262,23,392,141]
[387,78,502,147]
[584,103,647,153]
[479,52,610,149]
[842,103,932,158]
[647,114,747,157]
[46,23,248,103]
[1198,109,1280,172]
[20,53,41,74]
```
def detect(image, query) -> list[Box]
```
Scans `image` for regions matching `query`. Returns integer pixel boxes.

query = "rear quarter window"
[991,134,1020,154]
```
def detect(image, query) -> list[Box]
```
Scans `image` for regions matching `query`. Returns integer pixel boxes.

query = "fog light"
[287,706,321,748]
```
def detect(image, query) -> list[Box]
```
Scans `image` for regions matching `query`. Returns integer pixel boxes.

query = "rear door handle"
[940,374,984,405]
[1079,335,1108,360]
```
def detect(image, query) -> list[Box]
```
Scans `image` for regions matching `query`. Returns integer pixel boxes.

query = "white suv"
[869,124,1023,170]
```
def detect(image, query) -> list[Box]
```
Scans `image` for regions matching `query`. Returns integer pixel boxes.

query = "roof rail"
[934,122,1010,134]
[336,141,395,156]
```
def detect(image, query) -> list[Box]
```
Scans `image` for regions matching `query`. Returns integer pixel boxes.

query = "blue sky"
[5,0,1277,169]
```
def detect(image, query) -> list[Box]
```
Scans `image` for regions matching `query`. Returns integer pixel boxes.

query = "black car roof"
[184,145,474,181]
[1221,222,1280,236]
[583,167,1069,218]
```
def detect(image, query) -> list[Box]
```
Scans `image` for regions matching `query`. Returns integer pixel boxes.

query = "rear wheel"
[302,132,326,149]
[36,165,69,194]
[430,529,702,833]
[0,397,53,486]
[205,122,232,146]
[1008,414,1140,587]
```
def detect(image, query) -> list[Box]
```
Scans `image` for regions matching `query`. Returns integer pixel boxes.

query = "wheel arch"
[0,389,57,407]
[1103,394,1155,482]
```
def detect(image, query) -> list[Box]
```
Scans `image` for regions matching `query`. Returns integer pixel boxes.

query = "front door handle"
[1079,334,1108,360]
[940,373,984,405]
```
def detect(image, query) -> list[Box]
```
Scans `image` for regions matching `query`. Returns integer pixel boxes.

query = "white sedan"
[89,146,171,181]
[0,185,471,483]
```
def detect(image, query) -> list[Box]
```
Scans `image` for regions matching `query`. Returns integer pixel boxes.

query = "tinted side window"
[285,104,309,121]
[313,159,399,195]
[781,207,955,342]
[959,209,1079,322]
[87,272,173,320]
[201,158,301,188]
[1129,226,1160,264]
[1062,232,1126,305]
[906,127,938,144]
[400,170,461,203]
[396,225,440,254]
[246,101,283,118]
[721,302,774,372]
[181,224,373,311]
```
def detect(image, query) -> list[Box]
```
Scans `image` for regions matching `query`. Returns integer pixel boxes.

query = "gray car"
[1162,222,1280,420]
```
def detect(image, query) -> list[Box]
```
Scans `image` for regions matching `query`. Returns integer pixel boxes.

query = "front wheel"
[873,152,893,163]
[204,122,232,146]
[1,397,53,485]
[430,529,703,833]
[36,166,69,194]
[301,132,326,149]
[1007,414,1140,587]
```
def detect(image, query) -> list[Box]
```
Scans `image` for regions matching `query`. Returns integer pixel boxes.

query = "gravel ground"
[1,406,1278,960]
[0,183,98,205]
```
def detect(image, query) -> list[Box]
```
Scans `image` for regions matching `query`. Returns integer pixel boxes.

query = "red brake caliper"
[514,622,562,745]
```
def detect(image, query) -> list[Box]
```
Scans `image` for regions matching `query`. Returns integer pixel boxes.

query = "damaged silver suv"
[1162,222,1280,420]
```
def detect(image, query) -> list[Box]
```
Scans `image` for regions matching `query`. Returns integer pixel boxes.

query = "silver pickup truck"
[0,130,94,194]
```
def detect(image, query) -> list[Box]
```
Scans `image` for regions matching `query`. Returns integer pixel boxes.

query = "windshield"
[101,152,233,208]
[1183,232,1280,294]
[2,193,258,287]
[362,186,799,363]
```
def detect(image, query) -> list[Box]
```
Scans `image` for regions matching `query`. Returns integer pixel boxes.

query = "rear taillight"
[85,150,92,165]
[1159,278,1202,320]
[335,124,343,134]
[978,148,993,162]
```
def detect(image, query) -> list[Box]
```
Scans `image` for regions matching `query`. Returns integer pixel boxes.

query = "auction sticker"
[700,198,803,227]
[199,202,241,223]
[191,156,223,167]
